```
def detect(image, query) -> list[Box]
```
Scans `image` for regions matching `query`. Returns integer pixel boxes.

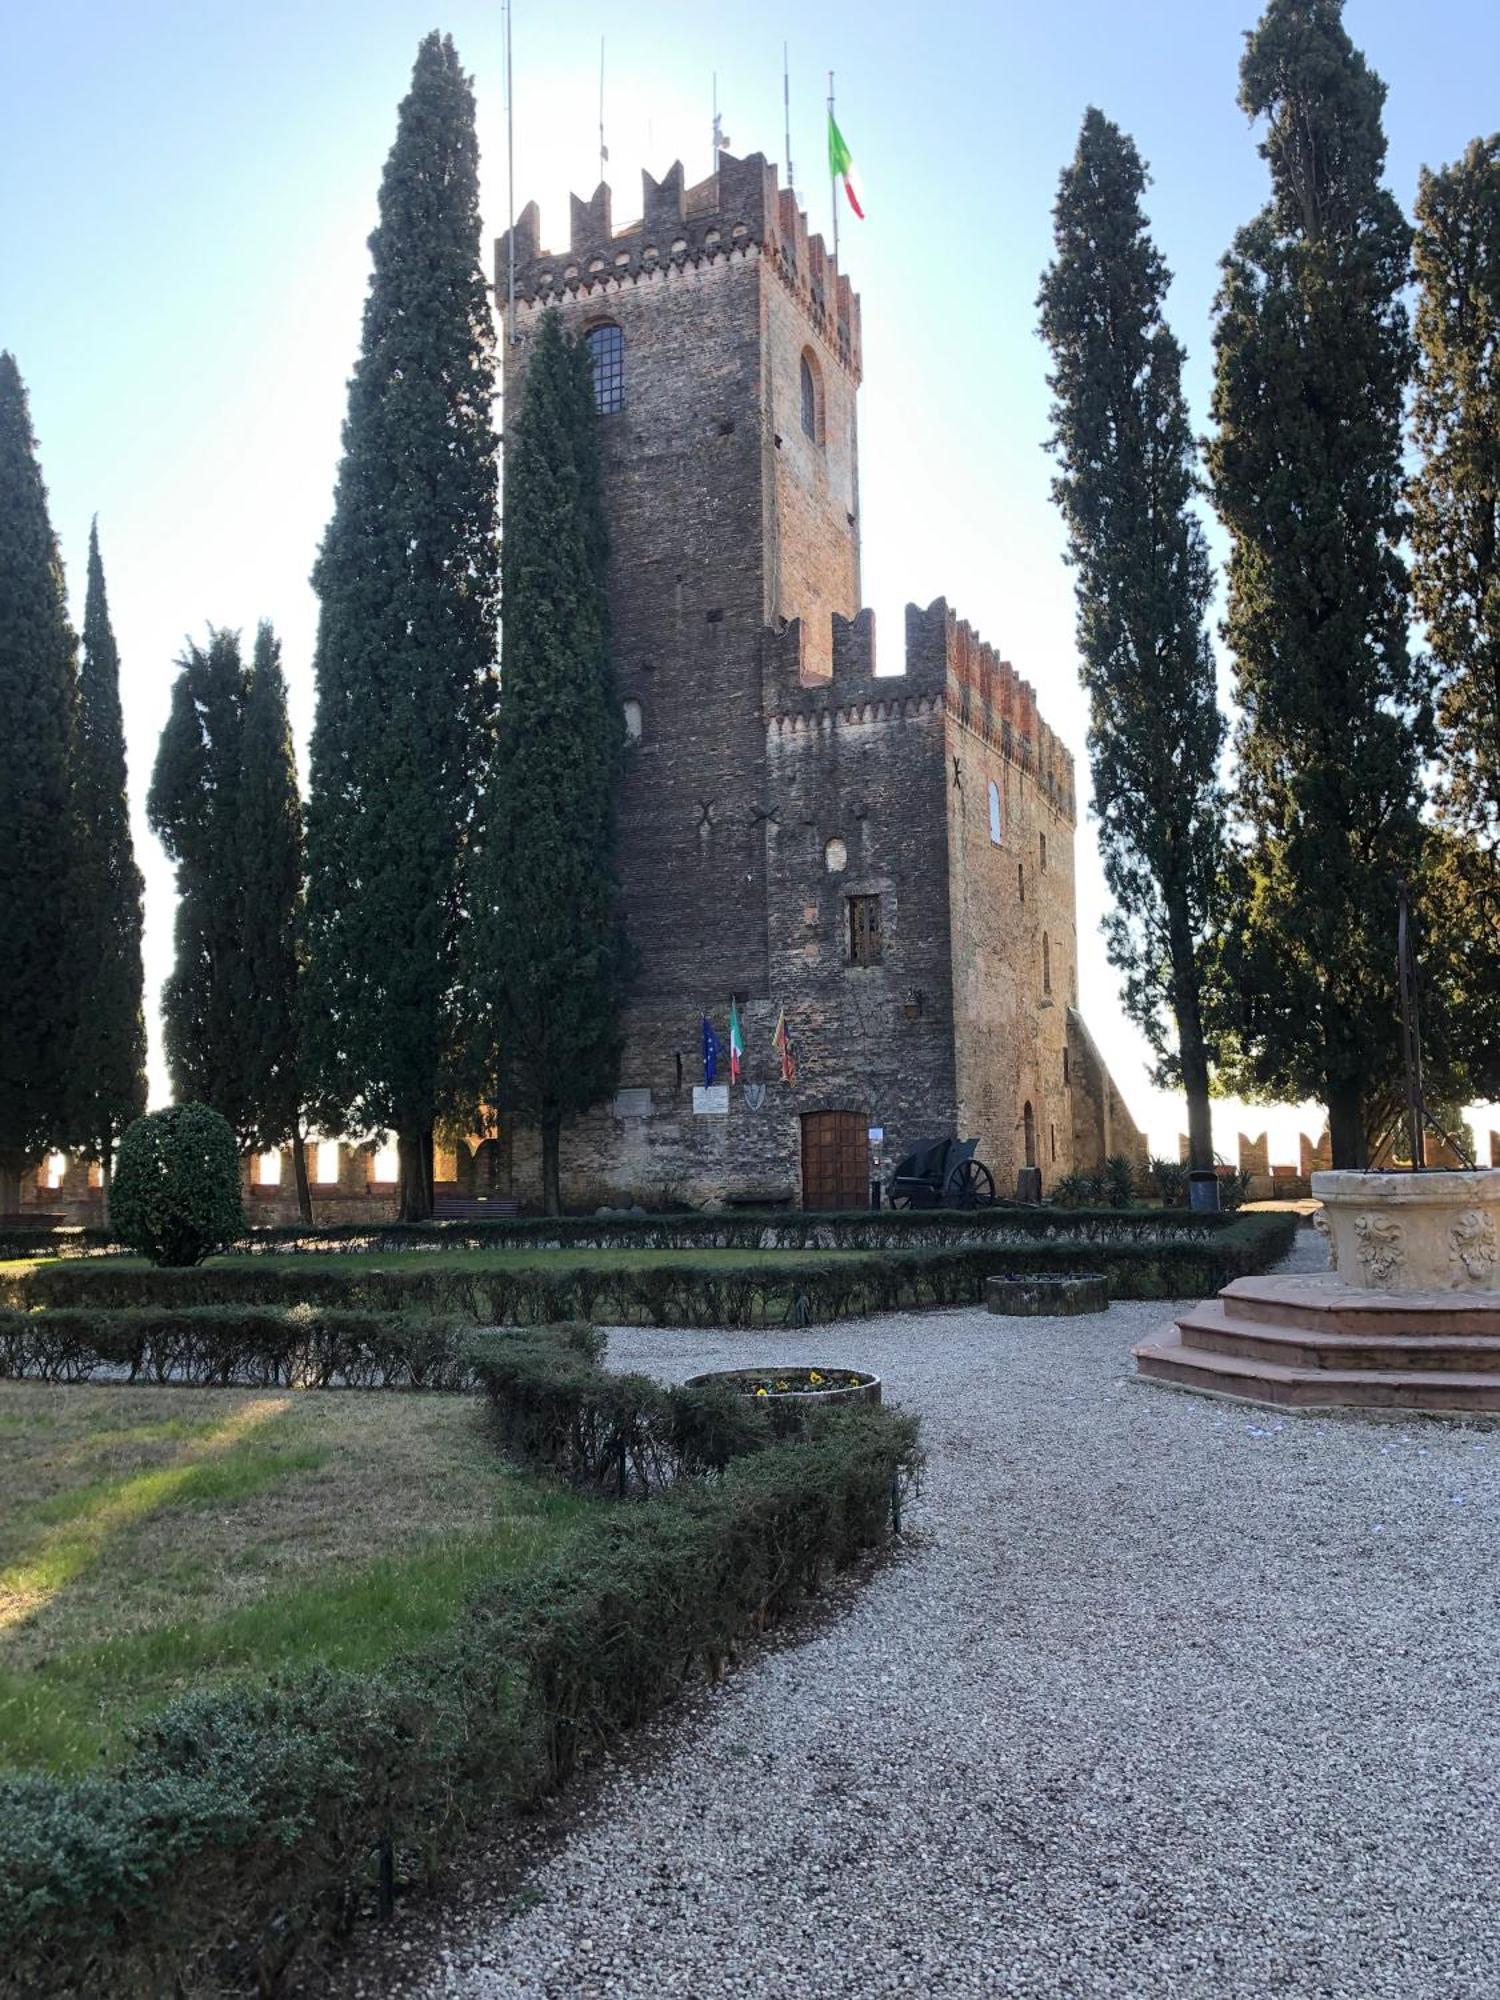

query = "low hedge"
[0,1304,503,1389]
[0,1397,919,1997]
[472,1327,776,1491]
[236,1203,1240,1256]
[12,1213,1298,1327]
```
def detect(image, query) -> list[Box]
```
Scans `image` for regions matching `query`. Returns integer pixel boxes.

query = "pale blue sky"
[5,0,1497,1161]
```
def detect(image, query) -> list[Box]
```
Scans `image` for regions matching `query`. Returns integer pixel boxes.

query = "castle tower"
[497,154,860,1015]
[495,147,1145,1210]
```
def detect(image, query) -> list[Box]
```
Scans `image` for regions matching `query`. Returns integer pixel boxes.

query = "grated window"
[586,323,625,414]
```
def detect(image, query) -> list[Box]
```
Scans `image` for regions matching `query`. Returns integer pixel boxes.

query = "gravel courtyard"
[413,1231,1499,1999]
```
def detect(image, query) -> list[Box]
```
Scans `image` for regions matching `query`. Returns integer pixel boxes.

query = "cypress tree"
[1411,137,1500,1106]
[0,353,77,1214]
[302,33,499,1221]
[1038,110,1226,1177]
[236,623,311,1219]
[149,629,249,1129]
[466,311,627,1216]
[1208,0,1427,1167]
[69,522,147,1207]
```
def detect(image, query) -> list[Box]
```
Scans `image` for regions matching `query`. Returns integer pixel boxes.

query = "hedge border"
[0,1337,920,1999]
[9,1213,1297,1327]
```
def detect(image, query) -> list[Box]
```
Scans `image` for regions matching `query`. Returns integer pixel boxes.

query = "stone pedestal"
[1311,1169,1500,1293]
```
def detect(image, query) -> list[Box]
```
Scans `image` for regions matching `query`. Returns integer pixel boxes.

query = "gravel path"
[414,1233,1500,1998]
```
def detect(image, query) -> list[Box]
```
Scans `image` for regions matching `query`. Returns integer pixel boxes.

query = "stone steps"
[1174,1298,1500,1373]
[1133,1277,1500,1415]
[1216,1275,1500,1336]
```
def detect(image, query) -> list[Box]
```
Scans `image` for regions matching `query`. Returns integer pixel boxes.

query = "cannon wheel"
[887,1185,914,1209]
[945,1159,996,1209]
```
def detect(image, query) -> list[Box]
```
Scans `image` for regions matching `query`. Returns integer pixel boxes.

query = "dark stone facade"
[492,149,1145,1209]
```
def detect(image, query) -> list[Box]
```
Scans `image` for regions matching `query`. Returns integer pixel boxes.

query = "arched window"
[987,779,1002,846]
[586,323,625,413]
[799,349,823,443]
[1043,932,1052,996]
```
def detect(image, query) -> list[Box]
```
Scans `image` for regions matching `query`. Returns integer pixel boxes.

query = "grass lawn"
[5,1246,872,1285]
[0,1381,586,1775]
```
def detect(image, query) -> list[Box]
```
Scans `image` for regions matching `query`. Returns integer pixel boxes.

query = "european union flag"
[701,1014,720,1086]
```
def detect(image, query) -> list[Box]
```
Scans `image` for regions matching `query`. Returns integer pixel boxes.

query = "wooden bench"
[433,1197,519,1222]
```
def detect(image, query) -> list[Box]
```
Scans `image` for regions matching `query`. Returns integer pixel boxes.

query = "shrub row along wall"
[0,1331,920,1999]
[7,1215,1298,1330]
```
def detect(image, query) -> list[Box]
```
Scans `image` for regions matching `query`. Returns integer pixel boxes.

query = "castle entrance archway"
[800,1110,867,1212]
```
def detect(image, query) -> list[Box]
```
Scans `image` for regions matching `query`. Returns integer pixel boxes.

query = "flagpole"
[783,43,794,197]
[504,0,516,346]
[828,69,838,263]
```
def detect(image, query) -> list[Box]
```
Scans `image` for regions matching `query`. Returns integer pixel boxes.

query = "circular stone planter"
[684,1366,882,1407]
[1311,1169,1500,1294]
[984,1273,1109,1316]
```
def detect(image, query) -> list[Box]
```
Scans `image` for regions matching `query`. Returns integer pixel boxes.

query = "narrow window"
[1050,1123,1057,1162]
[1023,1102,1037,1169]
[848,894,883,965]
[1063,1046,1071,1087]
[800,349,823,443]
[586,323,625,414]
[988,779,1002,846]
[1040,831,1048,872]
[1043,932,1052,996]
[1018,861,1025,902]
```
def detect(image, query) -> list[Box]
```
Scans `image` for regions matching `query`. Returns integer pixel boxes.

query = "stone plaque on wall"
[692,1085,730,1116]
[612,1088,653,1120]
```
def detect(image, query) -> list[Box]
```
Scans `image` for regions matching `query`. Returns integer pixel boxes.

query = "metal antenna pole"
[1397,879,1427,1170]
[599,37,607,180]
[504,0,516,345]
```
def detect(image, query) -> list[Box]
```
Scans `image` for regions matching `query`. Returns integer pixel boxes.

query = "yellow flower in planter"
[808,1371,825,1385]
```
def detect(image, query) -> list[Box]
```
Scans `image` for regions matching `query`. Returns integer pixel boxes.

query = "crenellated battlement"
[763,600,1077,824]
[496,152,861,378]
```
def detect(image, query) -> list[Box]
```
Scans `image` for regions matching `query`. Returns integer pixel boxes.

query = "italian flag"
[728,997,745,1085]
[827,111,864,220]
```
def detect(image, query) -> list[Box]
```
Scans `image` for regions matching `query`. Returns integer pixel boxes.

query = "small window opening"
[848,894,883,966]
[623,699,643,743]
[40,1153,66,1190]
[1040,831,1049,872]
[987,779,1002,846]
[799,349,823,443]
[1018,861,1025,902]
[1043,932,1052,996]
[586,323,625,414]
[1050,1123,1057,1162]
[1063,1047,1071,1087]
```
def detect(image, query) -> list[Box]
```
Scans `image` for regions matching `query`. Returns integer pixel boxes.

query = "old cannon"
[886,1135,997,1210]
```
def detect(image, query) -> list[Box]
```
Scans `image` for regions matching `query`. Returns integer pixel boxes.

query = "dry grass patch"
[0,1381,586,1772]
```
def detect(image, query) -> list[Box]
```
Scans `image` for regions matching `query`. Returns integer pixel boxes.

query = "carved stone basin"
[1311,1169,1500,1294]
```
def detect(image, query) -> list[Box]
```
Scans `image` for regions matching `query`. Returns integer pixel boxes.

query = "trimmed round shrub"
[111,1104,246,1267]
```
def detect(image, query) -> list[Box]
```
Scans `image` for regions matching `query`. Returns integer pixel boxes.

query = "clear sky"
[5,0,1498,1164]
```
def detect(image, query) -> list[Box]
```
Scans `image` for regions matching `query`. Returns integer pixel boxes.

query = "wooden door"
[801,1110,868,1212]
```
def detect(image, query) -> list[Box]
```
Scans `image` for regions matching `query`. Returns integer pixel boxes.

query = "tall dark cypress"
[69,521,147,1204]
[1411,137,1500,1106]
[1208,0,1427,1167]
[301,33,500,1221]
[0,353,78,1213]
[148,629,249,1128]
[466,311,627,1216]
[236,623,310,1217]
[1038,110,1226,1176]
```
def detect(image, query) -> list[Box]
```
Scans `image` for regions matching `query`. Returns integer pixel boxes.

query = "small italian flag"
[827,111,864,220]
[728,997,745,1085]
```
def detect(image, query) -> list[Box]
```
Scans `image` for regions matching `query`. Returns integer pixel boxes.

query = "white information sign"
[693,1084,730,1116]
